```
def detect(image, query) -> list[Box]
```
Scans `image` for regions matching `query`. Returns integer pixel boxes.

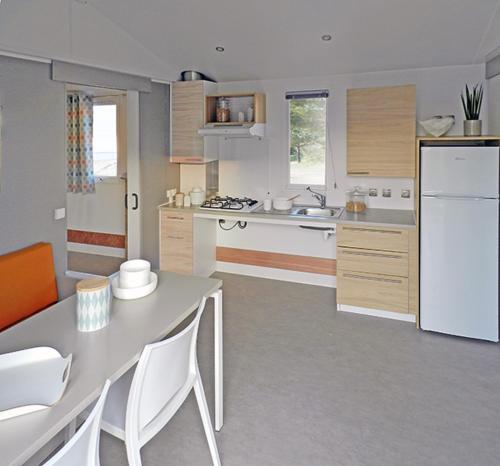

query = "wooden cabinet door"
[171,81,204,163]
[159,211,193,274]
[347,85,416,177]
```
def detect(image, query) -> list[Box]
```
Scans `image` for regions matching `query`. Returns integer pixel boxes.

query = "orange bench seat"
[0,243,58,331]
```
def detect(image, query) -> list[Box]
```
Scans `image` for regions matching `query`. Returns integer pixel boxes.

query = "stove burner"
[200,196,259,211]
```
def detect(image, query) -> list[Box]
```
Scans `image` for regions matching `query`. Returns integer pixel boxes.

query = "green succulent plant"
[461,83,483,120]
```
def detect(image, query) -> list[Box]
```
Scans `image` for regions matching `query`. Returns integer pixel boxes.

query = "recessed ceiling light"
[321,34,332,41]
[215,46,225,52]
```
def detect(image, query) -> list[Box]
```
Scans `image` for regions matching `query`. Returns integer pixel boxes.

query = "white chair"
[43,380,111,466]
[0,347,72,421]
[101,296,221,466]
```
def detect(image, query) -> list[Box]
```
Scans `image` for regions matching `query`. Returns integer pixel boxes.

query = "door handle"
[132,193,139,210]
[125,194,128,209]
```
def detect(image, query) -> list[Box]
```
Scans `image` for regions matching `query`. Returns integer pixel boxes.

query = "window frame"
[286,93,328,191]
[92,95,126,181]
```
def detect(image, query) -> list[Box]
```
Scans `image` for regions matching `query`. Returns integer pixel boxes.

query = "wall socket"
[401,189,411,199]
[382,188,392,198]
[368,188,378,197]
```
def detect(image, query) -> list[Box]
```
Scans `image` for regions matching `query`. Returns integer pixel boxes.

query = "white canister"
[184,195,191,207]
[190,187,206,205]
[76,278,111,332]
[263,198,272,211]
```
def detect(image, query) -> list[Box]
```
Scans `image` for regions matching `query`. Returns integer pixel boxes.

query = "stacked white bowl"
[119,260,151,289]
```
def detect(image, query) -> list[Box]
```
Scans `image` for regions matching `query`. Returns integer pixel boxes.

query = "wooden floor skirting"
[216,247,336,276]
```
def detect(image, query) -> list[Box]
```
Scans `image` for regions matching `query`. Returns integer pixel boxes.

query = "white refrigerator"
[420,146,499,342]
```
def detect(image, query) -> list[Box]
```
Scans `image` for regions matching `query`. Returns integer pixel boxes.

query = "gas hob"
[199,196,261,212]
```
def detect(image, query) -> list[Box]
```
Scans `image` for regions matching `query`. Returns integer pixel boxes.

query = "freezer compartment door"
[421,147,499,198]
[420,196,499,341]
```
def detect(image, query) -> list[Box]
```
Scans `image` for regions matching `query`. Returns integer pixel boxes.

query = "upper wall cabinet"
[347,85,416,178]
[171,80,217,164]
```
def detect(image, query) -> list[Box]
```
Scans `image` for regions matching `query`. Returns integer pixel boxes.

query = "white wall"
[215,64,486,209]
[488,74,500,135]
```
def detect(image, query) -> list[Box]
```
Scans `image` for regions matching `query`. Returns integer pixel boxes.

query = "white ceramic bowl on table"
[119,259,151,289]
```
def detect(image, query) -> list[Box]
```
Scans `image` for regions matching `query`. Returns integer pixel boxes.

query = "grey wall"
[0,56,75,297]
[140,82,179,268]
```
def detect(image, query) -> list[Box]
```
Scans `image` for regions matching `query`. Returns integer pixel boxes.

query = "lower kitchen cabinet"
[336,224,415,316]
[159,208,216,276]
[160,210,193,274]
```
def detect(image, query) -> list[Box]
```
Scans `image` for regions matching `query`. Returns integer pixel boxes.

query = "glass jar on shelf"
[345,187,368,213]
[216,97,230,123]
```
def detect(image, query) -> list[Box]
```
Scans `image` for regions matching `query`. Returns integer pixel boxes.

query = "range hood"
[198,123,265,139]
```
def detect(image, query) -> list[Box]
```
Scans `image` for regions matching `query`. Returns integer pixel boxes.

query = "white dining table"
[0,272,223,466]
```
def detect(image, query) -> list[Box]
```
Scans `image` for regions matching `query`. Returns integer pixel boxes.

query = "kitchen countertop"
[158,203,416,229]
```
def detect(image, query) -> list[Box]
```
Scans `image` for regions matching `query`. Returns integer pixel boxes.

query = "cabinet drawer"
[161,210,193,227]
[337,224,408,252]
[337,270,409,313]
[337,247,408,277]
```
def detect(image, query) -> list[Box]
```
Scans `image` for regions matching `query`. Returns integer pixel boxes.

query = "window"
[287,90,328,187]
[93,103,118,177]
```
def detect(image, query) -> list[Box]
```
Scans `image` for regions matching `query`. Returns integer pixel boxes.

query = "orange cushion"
[0,243,58,331]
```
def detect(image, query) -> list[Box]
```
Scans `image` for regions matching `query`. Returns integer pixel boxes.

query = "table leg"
[211,289,223,431]
[64,419,76,443]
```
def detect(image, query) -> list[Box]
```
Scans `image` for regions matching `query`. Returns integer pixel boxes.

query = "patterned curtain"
[67,93,95,193]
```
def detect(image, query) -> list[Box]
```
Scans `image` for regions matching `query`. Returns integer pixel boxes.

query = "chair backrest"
[0,347,72,420]
[43,380,111,466]
[0,243,58,331]
[126,297,207,446]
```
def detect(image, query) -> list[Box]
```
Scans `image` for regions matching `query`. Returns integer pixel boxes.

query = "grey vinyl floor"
[100,272,500,466]
[67,252,125,277]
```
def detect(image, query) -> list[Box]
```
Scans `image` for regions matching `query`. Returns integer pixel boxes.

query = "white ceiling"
[85,0,500,81]
[0,0,499,82]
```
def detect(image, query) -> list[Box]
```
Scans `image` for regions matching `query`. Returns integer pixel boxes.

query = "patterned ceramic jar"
[76,278,111,332]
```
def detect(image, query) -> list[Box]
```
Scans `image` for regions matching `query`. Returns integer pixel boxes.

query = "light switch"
[54,208,66,220]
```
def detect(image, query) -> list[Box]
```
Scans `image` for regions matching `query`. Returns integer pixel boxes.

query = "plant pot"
[464,119,482,136]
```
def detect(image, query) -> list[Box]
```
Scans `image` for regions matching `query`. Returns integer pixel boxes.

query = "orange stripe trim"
[216,247,336,276]
[68,229,126,249]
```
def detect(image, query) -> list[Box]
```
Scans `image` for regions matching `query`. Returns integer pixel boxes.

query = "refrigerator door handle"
[422,195,497,201]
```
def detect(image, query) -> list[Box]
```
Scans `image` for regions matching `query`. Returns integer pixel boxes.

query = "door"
[420,196,499,341]
[126,91,141,259]
[421,147,499,197]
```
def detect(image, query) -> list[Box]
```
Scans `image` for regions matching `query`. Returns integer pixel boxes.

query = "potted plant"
[461,83,483,136]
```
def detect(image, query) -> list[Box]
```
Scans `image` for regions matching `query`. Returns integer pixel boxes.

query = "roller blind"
[285,90,329,100]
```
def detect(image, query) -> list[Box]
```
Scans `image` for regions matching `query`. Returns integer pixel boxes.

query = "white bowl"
[419,115,455,137]
[119,260,151,289]
[112,272,158,300]
[273,197,293,210]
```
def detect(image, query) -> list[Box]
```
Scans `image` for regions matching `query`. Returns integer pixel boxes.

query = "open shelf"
[205,92,266,125]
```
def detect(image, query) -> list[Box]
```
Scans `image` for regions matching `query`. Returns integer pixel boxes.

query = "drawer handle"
[166,216,184,220]
[166,235,184,240]
[341,250,402,260]
[342,227,402,235]
[343,273,402,284]
[348,171,370,175]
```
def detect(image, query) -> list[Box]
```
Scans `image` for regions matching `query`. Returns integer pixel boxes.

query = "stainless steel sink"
[290,207,343,218]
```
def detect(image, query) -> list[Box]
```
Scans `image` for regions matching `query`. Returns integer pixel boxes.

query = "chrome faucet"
[306,186,326,209]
